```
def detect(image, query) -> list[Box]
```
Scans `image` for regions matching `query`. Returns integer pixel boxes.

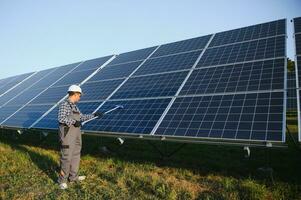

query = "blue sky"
[0,0,300,79]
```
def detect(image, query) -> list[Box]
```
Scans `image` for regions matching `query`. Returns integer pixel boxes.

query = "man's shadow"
[5,111,61,183]
[11,143,59,183]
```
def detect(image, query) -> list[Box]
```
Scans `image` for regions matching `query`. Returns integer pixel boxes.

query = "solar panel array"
[293,17,301,142]
[0,19,287,145]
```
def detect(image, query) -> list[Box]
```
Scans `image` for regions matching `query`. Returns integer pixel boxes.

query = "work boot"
[59,182,68,190]
[69,175,86,183]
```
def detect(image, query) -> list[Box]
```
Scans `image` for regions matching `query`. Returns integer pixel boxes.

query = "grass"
[0,118,301,199]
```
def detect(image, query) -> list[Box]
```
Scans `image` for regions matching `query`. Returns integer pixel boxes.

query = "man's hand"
[74,120,81,127]
[94,112,103,118]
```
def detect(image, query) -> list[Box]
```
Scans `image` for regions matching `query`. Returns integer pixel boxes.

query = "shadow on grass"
[0,132,59,183]
[1,128,301,186]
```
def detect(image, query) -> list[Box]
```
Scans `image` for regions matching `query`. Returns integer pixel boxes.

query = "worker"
[57,84,102,189]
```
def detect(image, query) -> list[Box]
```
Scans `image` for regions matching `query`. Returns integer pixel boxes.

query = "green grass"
[0,120,301,199]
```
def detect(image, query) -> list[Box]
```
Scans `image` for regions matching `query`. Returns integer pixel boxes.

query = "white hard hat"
[68,85,82,94]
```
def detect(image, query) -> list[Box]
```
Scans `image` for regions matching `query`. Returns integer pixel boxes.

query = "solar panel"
[33,102,101,130]
[31,48,158,129]
[293,17,301,142]
[134,50,202,76]
[87,61,143,81]
[151,35,212,58]
[0,68,54,106]
[154,92,284,141]
[2,104,53,128]
[109,47,157,65]
[111,71,189,99]
[1,19,287,146]
[1,56,114,128]
[151,19,286,143]
[82,98,171,134]
[197,36,285,68]
[209,19,285,47]
[180,59,284,96]
[0,72,35,95]
[80,79,125,101]
[287,70,297,110]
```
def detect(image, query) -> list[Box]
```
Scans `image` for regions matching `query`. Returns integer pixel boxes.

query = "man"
[57,84,102,189]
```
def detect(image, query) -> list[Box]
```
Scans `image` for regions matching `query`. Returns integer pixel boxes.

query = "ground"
[0,115,300,200]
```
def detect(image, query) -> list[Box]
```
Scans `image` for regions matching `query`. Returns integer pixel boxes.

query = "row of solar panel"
[0,18,287,144]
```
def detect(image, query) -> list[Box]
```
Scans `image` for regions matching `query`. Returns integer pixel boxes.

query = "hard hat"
[68,85,82,94]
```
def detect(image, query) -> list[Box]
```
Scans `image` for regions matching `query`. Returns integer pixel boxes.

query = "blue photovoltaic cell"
[33,102,100,129]
[0,69,54,106]
[80,79,125,101]
[5,88,45,106]
[298,56,301,87]
[33,63,80,89]
[72,56,113,72]
[30,85,69,104]
[109,46,157,65]
[1,104,53,128]
[111,71,188,99]
[287,70,297,110]
[155,92,284,142]
[151,35,212,58]
[82,98,171,134]
[197,36,285,67]
[295,34,301,55]
[180,59,284,96]
[210,19,285,47]
[134,50,201,76]
[88,61,142,82]
[0,105,23,123]
[0,72,34,95]
[52,69,95,87]
[294,17,301,34]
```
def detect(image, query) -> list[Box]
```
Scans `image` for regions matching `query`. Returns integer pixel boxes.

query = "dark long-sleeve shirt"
[58,99,95,127]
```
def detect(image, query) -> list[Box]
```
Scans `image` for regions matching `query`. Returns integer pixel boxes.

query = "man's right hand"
[74,121,81,127]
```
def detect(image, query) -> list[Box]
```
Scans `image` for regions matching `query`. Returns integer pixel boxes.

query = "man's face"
[70,92,81,103]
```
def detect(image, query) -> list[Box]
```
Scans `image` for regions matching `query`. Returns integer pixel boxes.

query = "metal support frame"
[146,140,187,159]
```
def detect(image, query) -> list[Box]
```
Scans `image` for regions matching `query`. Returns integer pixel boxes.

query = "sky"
[0,0,300,79]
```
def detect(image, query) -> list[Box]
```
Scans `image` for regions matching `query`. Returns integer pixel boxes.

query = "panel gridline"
[155,92,284,142]
[180,58,284,96]
[209,19,285,47]
[197,36,285,68]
